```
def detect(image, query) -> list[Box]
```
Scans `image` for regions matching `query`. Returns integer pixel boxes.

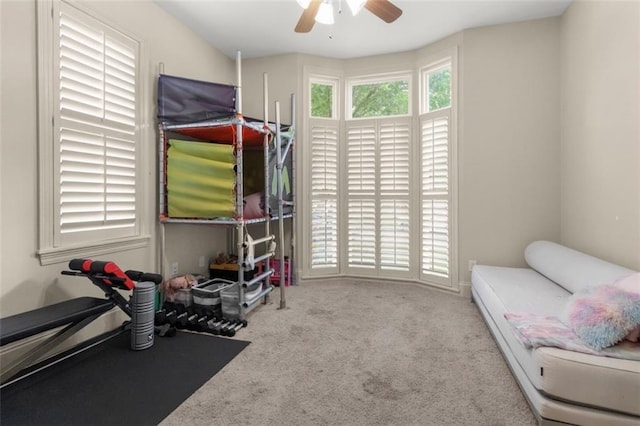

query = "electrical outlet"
[171,262,179,277]
[199,256,205,268]
[468,260,477,272]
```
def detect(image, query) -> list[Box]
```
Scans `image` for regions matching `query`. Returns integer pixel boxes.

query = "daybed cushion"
[472,264,640,417]
[524,240,635,294]
[473,288,640,426]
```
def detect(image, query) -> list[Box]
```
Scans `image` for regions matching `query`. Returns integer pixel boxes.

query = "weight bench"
[0,259,163,386]
[0,297,116,384]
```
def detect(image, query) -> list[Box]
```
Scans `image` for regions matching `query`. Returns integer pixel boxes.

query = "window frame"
[36,0,150,265]
[419,59,452,115]
[303,68,343,277]
[417,51,458,290]
[346,72,413,120]
[309,76,339,120]
[301,54,457,291]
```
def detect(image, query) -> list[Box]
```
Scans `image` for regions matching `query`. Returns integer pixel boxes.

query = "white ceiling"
[154,0,571,59]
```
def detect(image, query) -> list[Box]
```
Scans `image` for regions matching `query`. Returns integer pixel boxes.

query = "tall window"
[308,76,339,272]
[420,60,453,286]
[37,0,146,264]
[345,74,412,276]
[304,55,456,289]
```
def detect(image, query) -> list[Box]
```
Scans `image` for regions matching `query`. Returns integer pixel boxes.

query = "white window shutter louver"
[347,120,411,272]
[310,125,339,268]
[58,6,138,236]
[347,126,377,268]
[379,122,410,271]
[421,115,450,282]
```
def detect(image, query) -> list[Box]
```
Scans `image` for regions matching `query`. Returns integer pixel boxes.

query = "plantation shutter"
[310,123,339,268]
[56,3,138,241]
[379,121,410,271]
[346,126,376,268]
[420,114,450,284]
[346,119,411,273]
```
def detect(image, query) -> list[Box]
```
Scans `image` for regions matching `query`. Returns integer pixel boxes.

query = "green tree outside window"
[351,80,409,118]
[311,83,333,118]
[428,68,451,111]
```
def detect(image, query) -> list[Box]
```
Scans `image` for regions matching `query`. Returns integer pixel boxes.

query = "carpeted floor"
[161,279,537,426]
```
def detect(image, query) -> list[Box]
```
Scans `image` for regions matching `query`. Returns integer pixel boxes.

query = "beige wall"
[0,0,233,360]
[459,18,562,279]
[243,54,301,123]
[560,0,640,270]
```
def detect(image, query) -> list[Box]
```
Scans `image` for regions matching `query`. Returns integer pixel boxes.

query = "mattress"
[472,265,640,419]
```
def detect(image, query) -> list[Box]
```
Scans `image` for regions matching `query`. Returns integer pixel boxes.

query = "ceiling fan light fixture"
[315,1,335,25]
[296,0,311,9]
[346,0,366,16]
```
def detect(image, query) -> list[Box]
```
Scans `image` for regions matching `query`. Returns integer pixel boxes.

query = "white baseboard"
[459,281,472,299]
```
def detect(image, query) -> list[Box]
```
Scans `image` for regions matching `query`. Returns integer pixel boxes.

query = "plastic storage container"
[192,278,234,318]
[209,262,255,282]
[173,288,193,306]
[257,257,291,286]
[220,281,264,320]
[221,284,241,320]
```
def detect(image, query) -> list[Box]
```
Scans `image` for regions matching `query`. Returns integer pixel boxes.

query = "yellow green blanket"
[167,139,235,218]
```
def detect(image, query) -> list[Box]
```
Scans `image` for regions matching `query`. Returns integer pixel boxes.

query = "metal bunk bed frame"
[158,51,294,319]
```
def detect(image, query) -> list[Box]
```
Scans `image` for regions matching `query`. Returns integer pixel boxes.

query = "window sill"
[38,235,151,266]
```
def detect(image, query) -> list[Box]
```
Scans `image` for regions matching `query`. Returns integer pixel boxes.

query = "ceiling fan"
[295,0,403,33]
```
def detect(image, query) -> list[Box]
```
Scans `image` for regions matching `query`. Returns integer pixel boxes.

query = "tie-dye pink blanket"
[504,312,640,360]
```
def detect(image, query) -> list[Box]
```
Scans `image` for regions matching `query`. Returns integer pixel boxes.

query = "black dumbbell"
[157,302,187,326]
[155,308,168,324]
[155,307,175,325]
[193,311,217,332]
[222,319,248,337]
[155,323,177,337]
[208,318,236,335]
[203,318,225,335]
[155,302,179,325]
[186,311,211,331]
[219,320,238,336]
[169,304,190,328]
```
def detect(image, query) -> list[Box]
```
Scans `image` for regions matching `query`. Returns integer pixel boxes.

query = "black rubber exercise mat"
[1,330,250,425]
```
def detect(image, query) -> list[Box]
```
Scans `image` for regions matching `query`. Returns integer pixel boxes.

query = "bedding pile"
[506,272,640,359]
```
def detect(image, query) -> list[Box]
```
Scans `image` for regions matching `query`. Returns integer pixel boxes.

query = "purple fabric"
[505,312,640,360]
[157,74,236,124]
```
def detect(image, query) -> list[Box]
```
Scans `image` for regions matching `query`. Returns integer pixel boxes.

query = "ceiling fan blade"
[365,0,403,24]
[295,0,323,33]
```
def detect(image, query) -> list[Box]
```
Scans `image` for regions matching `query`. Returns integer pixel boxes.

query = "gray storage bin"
[221,283,241,320]
[192,278,234,317]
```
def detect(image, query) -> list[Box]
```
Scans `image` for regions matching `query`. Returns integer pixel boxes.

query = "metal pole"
[263,73,272,298]
[275,101,286,309]
[235,51,245,318]
[290,93,297,286]
[236,50,242,117]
